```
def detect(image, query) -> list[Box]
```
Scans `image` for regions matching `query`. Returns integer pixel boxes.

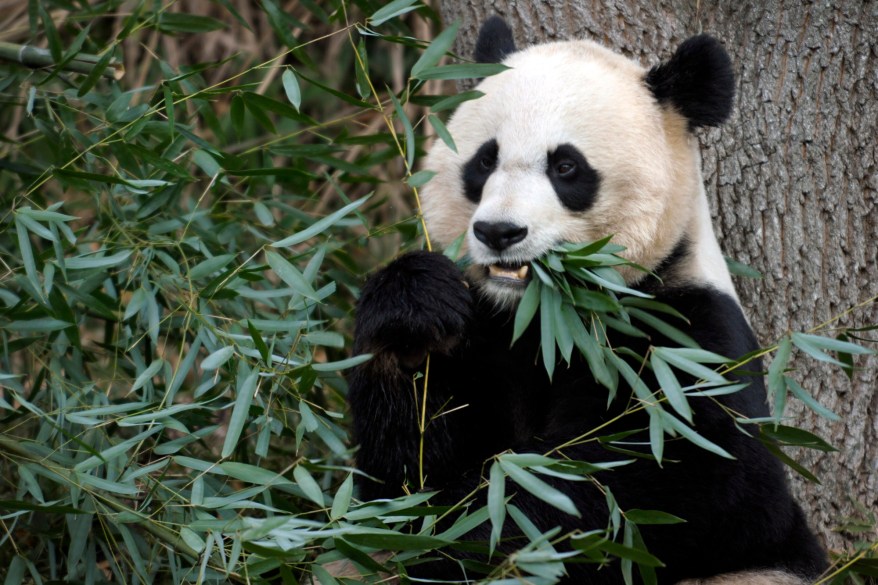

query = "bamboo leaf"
[39,3,62,62]
[354,39,371,99]
[413,63,510,80]
[76,472,139,496]
[725,256,763,279]
[16,213,56,241]
[512,279,540,344]
[767,337,792,419]
[407,169,436,187]
[572,288,621,312]
[659,410,733,459]
[650,355,692,423]
[600,540,665,568]
[74,427,162,473]
[222,368,258,458]
[344,532,451,551]
[281,69,302,111]
[311,354,372,372]
[390,93,415,171]
[219,462,293,486]
[760,424,837,452]
[65,250,132,270]
[192,149,223,178]
[202,346,235,371]
[499,460,579,517]
[488,461,506,555]
[123,288,148,321]
[792,332,874,369]
[131,360,164,392]
[785,378,840,421]
[330,473,354,520]
[551,288,574,363]
[431,90,484,113]
[270,196,370,248]
[758,440,820,483]
[15,218,42,299]
[540,283,557,380]
[628,308,698,348]
[427,114,457,153]
[247,320,270,364]
[624,509,685,525]
[230,93,245,136]
[156,13,227,33]
[369,0,420,26]
[265,251,318,299]
[77,50,115,97]
[2,318,72,333]
[648,411,664,464]
[500,453,559,467]
[253,201,275,226]
[411,20,459,78]
[189,254,235,280]
[293,465,325,506]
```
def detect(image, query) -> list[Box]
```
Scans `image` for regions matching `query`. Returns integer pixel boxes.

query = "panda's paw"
[355,250,472,368]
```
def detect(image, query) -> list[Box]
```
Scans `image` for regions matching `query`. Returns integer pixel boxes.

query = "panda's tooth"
[488,264,529,281]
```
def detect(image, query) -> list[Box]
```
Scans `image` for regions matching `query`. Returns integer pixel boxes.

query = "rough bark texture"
[437,0,877,553]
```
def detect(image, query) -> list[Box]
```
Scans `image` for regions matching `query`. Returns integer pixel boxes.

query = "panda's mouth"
[486,262,530,284]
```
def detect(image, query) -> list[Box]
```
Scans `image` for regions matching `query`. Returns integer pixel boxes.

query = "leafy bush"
[0,1,875,584]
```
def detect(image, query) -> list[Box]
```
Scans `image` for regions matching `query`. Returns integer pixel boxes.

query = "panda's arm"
[347,251,474,499]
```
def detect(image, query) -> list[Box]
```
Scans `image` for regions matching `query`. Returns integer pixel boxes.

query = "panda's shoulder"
[653,284,759,361]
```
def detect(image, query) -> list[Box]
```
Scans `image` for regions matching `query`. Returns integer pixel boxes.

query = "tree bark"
[437,0,878,553]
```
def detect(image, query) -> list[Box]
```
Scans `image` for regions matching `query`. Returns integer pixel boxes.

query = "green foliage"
[0,1,457,582]
[0,2,875,584]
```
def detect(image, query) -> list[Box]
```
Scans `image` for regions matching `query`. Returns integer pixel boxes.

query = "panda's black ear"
[474,16,516,64]
[646,34,735,128]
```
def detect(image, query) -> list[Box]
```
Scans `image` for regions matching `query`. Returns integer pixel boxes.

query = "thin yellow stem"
[344,23,432,251]
[418,354,431,489]
[344,22,437,487]
[813,539,878,585]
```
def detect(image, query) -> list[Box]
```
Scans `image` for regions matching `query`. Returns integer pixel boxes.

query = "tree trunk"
[437,0,878,553]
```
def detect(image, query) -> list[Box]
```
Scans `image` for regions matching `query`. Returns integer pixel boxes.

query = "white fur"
[421,40,739,302]
[675,570,809,585]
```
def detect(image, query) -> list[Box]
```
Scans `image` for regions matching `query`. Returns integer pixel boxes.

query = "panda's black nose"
[473,221,528,251]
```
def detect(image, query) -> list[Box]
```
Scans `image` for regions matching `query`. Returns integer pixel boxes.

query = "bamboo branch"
[0,41,124,79]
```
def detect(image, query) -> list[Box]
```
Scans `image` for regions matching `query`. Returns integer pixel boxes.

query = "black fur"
[646,35,735,128]
[353,251,471,371]
[547,143,602,211]
[462,138,499,203]
[348,251,828,583]
[474,16,517,64]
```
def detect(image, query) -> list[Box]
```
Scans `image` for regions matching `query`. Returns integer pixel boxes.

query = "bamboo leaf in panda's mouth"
[512,237,742,464]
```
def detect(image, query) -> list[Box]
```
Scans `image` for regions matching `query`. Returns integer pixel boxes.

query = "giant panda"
[347,16,828,585]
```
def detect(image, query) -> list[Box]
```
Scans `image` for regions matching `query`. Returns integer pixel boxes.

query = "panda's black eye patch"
[547,144,600,211]
[462,139,498,203]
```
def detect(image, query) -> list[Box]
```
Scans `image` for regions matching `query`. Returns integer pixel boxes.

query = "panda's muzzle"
[486,262,530,284]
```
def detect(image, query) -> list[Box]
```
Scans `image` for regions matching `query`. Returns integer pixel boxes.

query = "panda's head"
[421,17,736,306]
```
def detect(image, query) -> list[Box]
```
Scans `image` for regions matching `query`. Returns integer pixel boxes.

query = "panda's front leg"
[348,250,473,500]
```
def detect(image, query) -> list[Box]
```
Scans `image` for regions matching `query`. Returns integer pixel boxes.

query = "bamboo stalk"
[0,41,124,79]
